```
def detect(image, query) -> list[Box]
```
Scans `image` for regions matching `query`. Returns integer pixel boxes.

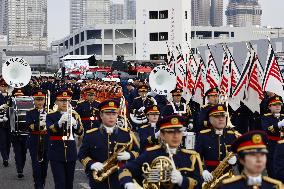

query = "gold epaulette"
[134,96,141,100]
[146,145,161,151]
[200,129,211,134]
[47,110,55,114]
[278,139,284,144]
[140,124,149,129]
[281,114,284,117]
[227,130,242,138]
[201,104,209,108]
[264,113,273,116]
[77,100,85,104]
[86,128,98,134]
[222,175,243,185]
[262,176,283,187]
[181,149,198,155]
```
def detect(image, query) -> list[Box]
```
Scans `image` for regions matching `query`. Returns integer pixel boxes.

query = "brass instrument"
[142,144,175,189]
[92,137,133,182]
[62,103,75,141]
[202,152,235,189]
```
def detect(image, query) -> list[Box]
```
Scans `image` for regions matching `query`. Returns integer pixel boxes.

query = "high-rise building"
[70,0,111,33]
[191,0,211,26]
[210,0,223,27]
[0,0,47,49]
[226,0,262,27]
[124,0,136,21]
[110,2,124,24]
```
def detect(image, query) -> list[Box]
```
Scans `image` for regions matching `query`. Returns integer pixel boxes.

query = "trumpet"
[62,103,75,141]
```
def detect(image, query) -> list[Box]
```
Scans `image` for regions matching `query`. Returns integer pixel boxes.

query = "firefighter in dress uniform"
[195,104,240,183]
[138,105,160,151]
[46,90,83,189]
[0,79,10,167]
[75,87,100,131]
[197,88,220,132]
[119,115,204,189]
[26,89,49,189]
[78,99,140,189]
[219,131,283,189]
[260,95,284,178]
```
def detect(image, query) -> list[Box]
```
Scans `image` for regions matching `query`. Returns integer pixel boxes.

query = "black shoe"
[3,160,8,167]
[17,173,24,178]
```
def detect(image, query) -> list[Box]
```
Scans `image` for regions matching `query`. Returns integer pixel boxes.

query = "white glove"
[202,170,213,182]
[171,169,183,186]
[0,118,3,122]
[58,113,68,128]
[71,117,78,129]
[124,183,136,189]
[155,130,160,139]
[187,123,193,130]
[278,119,284,128]
[90,162,104,171]
[40,120,46,127]
[138,106,145,113]
[228,155,237,165]
[3,116,8,122]
[117,151,131,161]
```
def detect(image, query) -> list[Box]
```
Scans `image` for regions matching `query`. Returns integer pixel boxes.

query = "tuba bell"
[2,57,32,88]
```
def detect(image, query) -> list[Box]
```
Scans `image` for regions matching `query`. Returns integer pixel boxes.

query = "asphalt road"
[0,148,90,189]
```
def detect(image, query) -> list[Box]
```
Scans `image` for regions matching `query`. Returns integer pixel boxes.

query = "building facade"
[191,0,211,26]
[1,0,47,50]
[110,2,124,24]
[226,0,262,27]
[124,0,136,21]
[136,0,191,60]
[70,0,111,33]
[210,0,223,27]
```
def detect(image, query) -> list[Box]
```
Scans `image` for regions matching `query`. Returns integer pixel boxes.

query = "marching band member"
[0,79,10,167]
[78,99,140,189]
[26,89,49,189]
[273,134,284,182]
[138,105,160,151]
[195,104,240,183]
[219,131,283,189]
[261,95,284,178]
[130,84,156,131]
[46,90,83,189]
[119,115,203,189]
[197,88,220,132]
[75,87,100,131]
[162,88,194,131]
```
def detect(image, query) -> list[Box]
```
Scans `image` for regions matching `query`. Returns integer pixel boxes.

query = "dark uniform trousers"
[26,108,49,189]
[11,134,27,174]
[119,145,203,189]
[78,126,140,189]
[46,110,83,189]
[195,129,240,172]
[219,175,282,189]
[75,100,100,131]
[261,113,284,178]
[0,126,10,162]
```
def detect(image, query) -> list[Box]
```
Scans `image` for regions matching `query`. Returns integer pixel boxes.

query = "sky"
[47,0,284,45]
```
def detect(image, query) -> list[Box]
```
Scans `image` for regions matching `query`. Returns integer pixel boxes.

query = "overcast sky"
[47,0,284,45]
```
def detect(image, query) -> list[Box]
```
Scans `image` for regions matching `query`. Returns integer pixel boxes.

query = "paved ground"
[0,148,90,189]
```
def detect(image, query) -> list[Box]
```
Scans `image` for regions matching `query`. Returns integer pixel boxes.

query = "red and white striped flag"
[262,42,284,98]
[220,49,230,95]
[192,53,206,105]
[205,46,220,92]
[175,46,187,90]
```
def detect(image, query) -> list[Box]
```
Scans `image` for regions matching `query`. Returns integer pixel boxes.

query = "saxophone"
[92,137,133,182]
[202,152,234,189]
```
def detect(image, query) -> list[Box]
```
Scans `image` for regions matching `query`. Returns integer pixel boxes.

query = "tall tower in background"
[226,0,262,27]
[124,0,136,21]
[110,2,124,24]
[191,0,211,26]
[210,0,223,27]
[1,0,47,49]
[70,0,111,33]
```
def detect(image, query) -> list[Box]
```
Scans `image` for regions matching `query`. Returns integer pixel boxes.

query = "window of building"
[159,10,168,19]
[159,32,168,41]
[185,33,188,41]
[150,33,159,41]
[231,32,235,37]
[149,11,158,19]
[185,11,188,19]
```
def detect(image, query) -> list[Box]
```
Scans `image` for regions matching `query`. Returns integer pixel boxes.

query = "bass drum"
[10,96,35,135]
